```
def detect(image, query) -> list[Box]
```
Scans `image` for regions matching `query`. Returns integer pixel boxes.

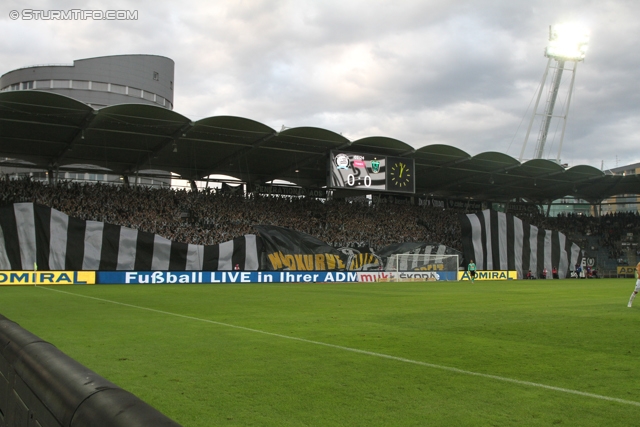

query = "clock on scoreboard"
[328,151,415,194]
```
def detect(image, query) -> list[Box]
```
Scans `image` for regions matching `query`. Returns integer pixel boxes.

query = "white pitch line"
[42,286,640,407]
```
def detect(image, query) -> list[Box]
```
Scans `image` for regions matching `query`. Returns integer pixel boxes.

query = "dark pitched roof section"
[1,91,638,203]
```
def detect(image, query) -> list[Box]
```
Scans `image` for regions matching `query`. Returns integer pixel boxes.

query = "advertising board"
[0,271,96,285]
[98,271,360,284]
[457,271,518,281]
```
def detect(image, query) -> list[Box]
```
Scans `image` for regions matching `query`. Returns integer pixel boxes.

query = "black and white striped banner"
[460,209,581,279]
[0,203,261,271]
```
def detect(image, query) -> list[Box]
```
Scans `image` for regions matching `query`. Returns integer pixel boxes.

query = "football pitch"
[2,278,640,426]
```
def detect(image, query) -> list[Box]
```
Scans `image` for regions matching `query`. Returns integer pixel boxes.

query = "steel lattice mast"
[519,24,589,163]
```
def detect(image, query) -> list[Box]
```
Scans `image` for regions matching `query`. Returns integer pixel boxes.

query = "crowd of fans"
[2,177,638,261]
[0,178,462,251]
[551,212,640,264]
[518,210,640,266]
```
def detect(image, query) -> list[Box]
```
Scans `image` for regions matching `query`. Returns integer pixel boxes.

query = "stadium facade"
[0,54,174,110]
[0,55,638,212]
[0,55,174,186]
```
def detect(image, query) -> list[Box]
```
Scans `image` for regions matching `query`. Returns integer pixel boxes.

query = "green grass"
[2,279,640,426]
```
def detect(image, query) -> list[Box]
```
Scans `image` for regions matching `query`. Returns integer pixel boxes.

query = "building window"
[52,80,70,88]
[10,83,20,91]
[128,87,142,98]
[111,84,126,94]
[72,80,90,90]
[92,81,108,92]
[170,81,173,90]
[153,71,159,81]
[22,81,34,90]
[35,80,51,89]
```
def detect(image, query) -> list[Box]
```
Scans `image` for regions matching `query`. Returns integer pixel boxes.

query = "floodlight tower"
[519,24,590,162]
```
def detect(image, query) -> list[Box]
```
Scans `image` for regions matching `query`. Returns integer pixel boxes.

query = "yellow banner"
[347,253,381,271]
[458,270,518,281]
[267,251,346,271]
[617,266,636,276]
[0,271,96,286]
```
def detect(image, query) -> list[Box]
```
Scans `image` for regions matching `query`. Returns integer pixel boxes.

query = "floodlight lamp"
[545,23,590,61]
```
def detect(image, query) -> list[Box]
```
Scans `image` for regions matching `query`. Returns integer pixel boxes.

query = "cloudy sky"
[2,0,639,170]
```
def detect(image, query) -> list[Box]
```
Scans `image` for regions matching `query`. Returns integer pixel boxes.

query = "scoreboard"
[328,151,415,194]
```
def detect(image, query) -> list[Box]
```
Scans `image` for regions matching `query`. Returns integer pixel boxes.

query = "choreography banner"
[459,209,581,280]
[254,225,348,271]
[0,203,260,271]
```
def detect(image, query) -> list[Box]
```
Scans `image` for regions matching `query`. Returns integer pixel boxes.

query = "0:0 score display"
[345,173,372,187]
[328,151,415,194]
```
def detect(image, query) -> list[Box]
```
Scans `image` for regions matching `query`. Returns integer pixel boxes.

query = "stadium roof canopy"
[1,91,639,204]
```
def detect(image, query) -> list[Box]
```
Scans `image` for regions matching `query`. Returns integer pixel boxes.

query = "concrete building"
[0,54,174,110]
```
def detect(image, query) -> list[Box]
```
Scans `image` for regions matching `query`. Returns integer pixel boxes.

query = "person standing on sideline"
[627,261,640,307]
[468,259,476,282]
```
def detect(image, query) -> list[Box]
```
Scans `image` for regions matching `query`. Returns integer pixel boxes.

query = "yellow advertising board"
[617,266,636,277]
[0,271,96,286]
[458,270,518,281]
